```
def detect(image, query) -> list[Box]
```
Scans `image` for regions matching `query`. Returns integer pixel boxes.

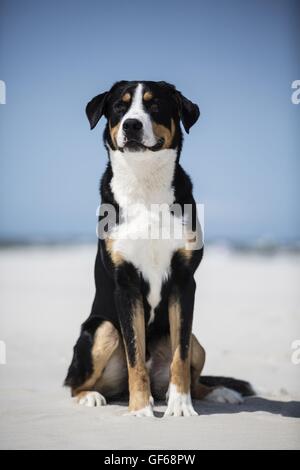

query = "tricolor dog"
[65,81,252,417]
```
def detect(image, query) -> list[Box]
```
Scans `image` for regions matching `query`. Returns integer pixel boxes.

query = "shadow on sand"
[110,397,300,419]
[193,397,300,419]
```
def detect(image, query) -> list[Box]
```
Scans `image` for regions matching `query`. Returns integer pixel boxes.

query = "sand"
[0,245,299,449]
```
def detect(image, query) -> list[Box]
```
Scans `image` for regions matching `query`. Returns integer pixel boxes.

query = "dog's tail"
[199,376,255,397]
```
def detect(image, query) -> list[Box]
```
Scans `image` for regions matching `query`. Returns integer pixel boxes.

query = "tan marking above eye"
[121,92,131,103]
[143,91,153,101]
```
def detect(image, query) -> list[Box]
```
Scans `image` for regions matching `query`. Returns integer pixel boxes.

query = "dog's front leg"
[115,264,153,417]
[165,277,198,417]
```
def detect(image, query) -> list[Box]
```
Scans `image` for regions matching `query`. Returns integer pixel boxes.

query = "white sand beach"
[0,245,299,449]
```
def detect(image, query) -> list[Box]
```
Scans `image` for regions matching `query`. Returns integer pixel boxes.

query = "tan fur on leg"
[190,334,213,399]
[125,301,152,413]
[72,321,120,398]
[164,296,197,416]
[168,296,191,394]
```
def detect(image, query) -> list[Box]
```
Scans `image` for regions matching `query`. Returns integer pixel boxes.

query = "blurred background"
[0,0,299,246]
[0,0,300,450]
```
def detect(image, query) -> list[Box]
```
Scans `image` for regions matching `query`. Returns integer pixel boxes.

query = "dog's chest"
[112,208,184,316]
[109,150,184,321]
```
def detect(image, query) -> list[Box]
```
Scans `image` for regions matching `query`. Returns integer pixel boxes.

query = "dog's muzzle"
[121,119,164,152]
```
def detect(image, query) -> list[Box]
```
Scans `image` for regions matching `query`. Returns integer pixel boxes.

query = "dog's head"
[86,81,200,153]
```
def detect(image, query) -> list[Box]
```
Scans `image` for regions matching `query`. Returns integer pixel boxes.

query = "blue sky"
[0,0,299,242]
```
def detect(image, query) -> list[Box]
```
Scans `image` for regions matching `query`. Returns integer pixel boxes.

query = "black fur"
[199,376,255,397]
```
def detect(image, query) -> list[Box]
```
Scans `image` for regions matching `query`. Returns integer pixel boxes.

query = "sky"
[0,0,299,243]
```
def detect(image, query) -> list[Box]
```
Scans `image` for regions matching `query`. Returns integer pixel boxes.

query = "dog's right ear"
[86,92,108,130]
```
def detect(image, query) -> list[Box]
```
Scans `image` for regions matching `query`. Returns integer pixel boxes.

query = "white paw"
[164,384,198,417]
[78,391,107,407]
[130,404,154,417]
[128,396,154,417]
[165,386,170,402]
[205,387,243,404]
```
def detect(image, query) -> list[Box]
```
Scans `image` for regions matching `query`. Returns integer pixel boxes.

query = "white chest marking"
[109,148,185,324]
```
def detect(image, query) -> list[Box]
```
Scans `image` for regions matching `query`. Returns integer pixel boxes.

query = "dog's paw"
[129,404,154,417]
[77,391,107,407]
[128,396,154,417]
[205,387,243,404]
[164,384,198,417]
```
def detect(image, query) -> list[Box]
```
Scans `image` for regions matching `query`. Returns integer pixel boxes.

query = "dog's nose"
[123,118,143,135]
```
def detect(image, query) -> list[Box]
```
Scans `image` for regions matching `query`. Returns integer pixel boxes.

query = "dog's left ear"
[86,92,108,130]
[175,91,200,134]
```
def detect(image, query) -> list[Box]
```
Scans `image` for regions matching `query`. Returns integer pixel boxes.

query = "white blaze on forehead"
[126,83,144,120]
[116,83,157,148]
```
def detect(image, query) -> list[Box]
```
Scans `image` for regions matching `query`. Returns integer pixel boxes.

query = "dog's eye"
[149,100,159,113]
[114,101,127,113]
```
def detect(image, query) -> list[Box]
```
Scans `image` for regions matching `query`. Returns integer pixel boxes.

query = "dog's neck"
[109,148,177,207]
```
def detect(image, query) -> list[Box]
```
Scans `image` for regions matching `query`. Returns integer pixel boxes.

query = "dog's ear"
[175,90,200,134]
[156,81,200,133]
[86,92,109,130]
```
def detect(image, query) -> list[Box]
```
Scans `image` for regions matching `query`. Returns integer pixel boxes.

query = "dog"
[65,81,253,417]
